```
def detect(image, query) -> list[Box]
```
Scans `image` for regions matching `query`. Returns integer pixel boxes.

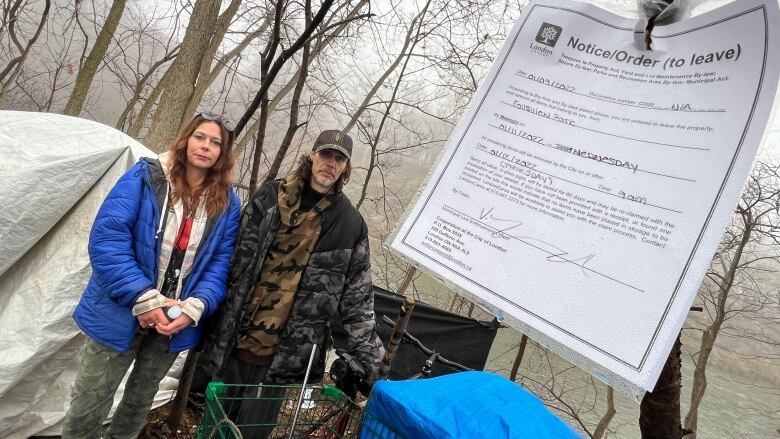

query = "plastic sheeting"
[0,111,185,438]
[332,286,499,379]
[365,371,581,438]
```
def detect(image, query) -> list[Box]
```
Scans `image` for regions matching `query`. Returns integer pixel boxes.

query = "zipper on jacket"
[155,183,170,239]
[139,160,164,284]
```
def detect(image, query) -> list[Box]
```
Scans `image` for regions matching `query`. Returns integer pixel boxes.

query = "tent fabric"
[365,371,581,439]
[0,111,185,438]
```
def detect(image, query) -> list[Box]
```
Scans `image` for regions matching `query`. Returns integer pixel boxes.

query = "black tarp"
[333,286,499,379]
[191,286,499,397]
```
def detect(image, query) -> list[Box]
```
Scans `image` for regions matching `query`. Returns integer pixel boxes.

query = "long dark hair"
[294,153,351,193]
[167,114,235,216]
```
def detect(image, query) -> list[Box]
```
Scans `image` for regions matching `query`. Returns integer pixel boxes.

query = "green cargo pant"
[61,330,178,439]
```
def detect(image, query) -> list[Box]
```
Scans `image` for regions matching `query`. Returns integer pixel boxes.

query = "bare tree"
[336,0,497,216]
[261,0,312,184]
[62,0,126,116]
[180,0,270,120]
[0,0,51,97]
[516,342,620,438]
[640,335,684,439]
[353,0,429,210]
[232,0,369,154]
[341,1,428,134]
[592,387,616,439]
[1,0,87,111]
[113,43,180,131]
[683,161,780,437]
[143,0,222,152]
[236,0,377,193]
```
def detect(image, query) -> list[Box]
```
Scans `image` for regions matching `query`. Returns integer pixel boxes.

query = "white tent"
[0,111,186,438]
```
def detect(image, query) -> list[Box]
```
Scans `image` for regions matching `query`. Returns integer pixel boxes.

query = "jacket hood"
[158,151,173,180]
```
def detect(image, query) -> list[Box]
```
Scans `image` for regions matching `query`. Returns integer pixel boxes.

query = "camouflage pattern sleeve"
[338,220,385,376]
[199,182,277,376]
[227,182,275,290]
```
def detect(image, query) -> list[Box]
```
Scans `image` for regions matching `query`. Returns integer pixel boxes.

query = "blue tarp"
[364,371,581,438]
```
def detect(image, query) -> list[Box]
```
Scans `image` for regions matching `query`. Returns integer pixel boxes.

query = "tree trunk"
[63,0,127,116]
[355,143,376,210]
[245,0,283,193]
[127,72,167,138]
[144,0,221,152]
[233,0,368,154]
[684,223,751,437]
[683,330,715,438]
[180,0,243,120]
[0,0,51,97]
[247,95,271,193]
[165,351,199,432]
[115,45,180,130]
[639,335,683,439]
[262,5,311,185]
[243,0,338,194]
[593,387,616,439]
[509,334,528,382]
[234,0,335,138]
[182,19,268,123]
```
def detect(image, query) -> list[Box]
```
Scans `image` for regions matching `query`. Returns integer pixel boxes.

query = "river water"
[403,275,780,438]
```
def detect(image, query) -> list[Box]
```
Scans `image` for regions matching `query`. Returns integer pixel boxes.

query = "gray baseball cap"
[312,130,352,160]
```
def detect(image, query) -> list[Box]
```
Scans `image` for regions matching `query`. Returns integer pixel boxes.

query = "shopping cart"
[196,381,400,439]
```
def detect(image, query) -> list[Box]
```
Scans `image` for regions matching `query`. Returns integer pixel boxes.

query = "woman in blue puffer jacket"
[62,113,241,439]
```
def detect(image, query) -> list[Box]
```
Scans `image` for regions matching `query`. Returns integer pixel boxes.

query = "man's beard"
[312,173,337,190]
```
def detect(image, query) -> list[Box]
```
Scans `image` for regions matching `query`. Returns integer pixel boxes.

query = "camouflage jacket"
[198,180,384,384]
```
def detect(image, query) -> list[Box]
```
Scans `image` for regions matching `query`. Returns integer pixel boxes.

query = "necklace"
[184,191,200,219]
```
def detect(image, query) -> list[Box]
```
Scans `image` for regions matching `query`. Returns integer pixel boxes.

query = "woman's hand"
[156,314,195,336]
[138,308,168,329]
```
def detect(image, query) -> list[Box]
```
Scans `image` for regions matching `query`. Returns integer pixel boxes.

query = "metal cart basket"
[196,382,400,439]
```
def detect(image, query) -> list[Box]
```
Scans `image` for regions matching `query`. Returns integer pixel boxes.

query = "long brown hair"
[167,114,235,217]
[294,152,351,193]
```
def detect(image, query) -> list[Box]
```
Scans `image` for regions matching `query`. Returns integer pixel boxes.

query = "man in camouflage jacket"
[197,130,383,436]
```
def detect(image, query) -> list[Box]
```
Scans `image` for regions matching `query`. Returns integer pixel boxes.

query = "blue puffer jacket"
[73,157,241,353]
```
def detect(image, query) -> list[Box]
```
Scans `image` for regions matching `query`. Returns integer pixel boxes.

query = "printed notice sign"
[391,0,780,398]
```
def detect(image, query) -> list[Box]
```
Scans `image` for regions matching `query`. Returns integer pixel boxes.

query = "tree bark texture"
[180,0,243,120]
[63,0,127,116]
[144,0,221,152]
[640,335,683,439]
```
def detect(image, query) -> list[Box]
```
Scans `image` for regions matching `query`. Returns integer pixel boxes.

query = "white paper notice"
[391,0,780,398]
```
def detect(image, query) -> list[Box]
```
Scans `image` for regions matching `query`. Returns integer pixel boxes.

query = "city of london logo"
[535,22,562,47]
